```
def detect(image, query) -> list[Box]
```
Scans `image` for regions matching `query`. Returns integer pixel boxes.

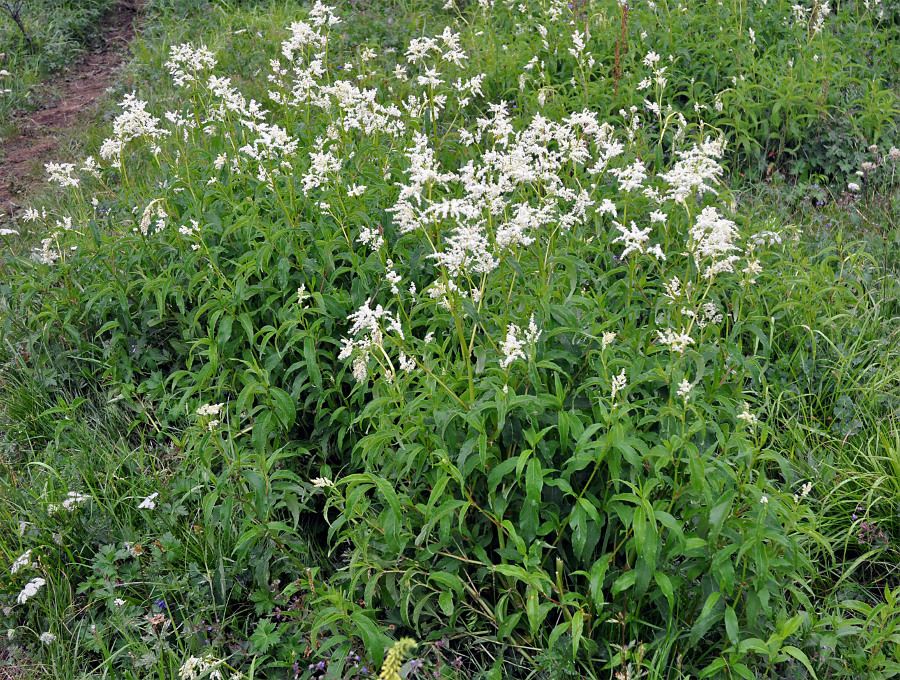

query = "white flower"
[297,284,310,308]
[611,369,627,400]
[613,220,651,258]
[40,632,56,644]
[196,403,224,417]
[312,477,334,488]
[114,598,126,607]
[10,550,32,575]
[848,182,861,192]
[17,577,46,604]
[676,379,693,401]
[760,496,768,505]
[657,328,694,354]
[44,162,80,188]
[138,493,159,510]
[737,402,759,426]
[601,332,616,349]
[179,654,223,680]
[794,481,813,504]
[500,324,526,369]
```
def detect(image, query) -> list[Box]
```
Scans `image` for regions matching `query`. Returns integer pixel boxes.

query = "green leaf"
[611,570,636,596]
[438,591,454,616]
[249,618,281,655]
[654,571,675,614]
[350,612,388,667]
[780,646,818,679]
[725,605,739,645]
[269,387,296,430]
[571,609,584,658]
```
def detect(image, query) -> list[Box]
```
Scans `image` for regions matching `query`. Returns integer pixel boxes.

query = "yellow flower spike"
[377,638,418,680]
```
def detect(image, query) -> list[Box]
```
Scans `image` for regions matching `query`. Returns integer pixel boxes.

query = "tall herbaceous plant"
[11,0,828,675]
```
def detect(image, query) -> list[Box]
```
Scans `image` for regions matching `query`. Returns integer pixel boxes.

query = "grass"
[0,0,113,128]
[1,0,900,678]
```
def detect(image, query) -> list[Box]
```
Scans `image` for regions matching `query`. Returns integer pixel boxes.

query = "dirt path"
[0,1,138,212]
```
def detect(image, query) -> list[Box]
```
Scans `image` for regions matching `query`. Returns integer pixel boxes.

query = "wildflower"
[676,379,693,401]
[689,206,740,279]
[44,162,79,188]
[100,94,170,161]
[378,638,417,680]
[794,481,813,504]
[848,182,861,192]
[660,137,725,203]
[611,369,627,400]
[657,328,694,354]
[10,550,32,575]
[352,354,368,383]
[165,43,217,87]
[17,577,46,604]
[500,324,526,369]
[196,403,224,417]
[49,491,89,515]
[138,493,159,510]
[760,496,768,505]
[601,332,617,349]
[737,402,759,426]
[312,477,335,488]
[612,221,652,258]
[114,598,126,607]
[179,654,223,680]
[40,632,56,644]
[297,284,310,307]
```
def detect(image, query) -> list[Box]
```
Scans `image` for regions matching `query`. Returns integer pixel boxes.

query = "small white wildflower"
[10,550,32,575]
[297,284,310,308]
[737,402,759,426]
[657,328,694,354]
[114,598,126,607]
[676,379,693,401]
[351,354,368,383]
[17,577,46,604]
[610,369,627,400]
[847,182,861,192]
[312,477,335,488]
[138,493,159,510]
[40,632,56,644]
[500,325,526,369]
[760,496,768,505]
[196,403,224,417]
[601,332,616,349]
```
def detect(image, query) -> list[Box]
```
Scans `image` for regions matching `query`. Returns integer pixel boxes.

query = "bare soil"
[0,0,139,211]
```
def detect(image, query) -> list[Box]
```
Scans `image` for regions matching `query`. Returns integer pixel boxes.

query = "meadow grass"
[0,0,113,130]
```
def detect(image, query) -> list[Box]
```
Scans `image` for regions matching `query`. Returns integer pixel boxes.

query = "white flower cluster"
[45,162,80,188]
[499,315,540,369]
[338,301,405,383]
[179,654,224,680]
[196,402,225,430]
[165,43,217,87]
[17,577,46,604]
[10,550,33,575]
[48,491,89,515]
[100,94,171,160]
[138,492,160,510]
